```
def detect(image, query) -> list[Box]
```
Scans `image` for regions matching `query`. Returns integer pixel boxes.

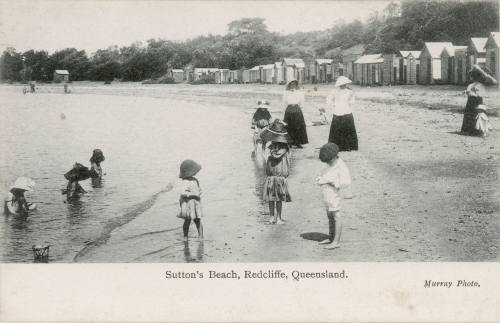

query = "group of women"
[282,75,359,151]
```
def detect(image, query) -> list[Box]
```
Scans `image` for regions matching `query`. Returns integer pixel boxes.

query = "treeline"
[1,1,498,83]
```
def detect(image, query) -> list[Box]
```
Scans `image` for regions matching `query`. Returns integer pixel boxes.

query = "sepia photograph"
[0,0,499,265]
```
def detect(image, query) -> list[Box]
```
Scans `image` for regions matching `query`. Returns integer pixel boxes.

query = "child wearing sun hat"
[4,177,36,215]
[177,159,203,240]
[316,142,351,249]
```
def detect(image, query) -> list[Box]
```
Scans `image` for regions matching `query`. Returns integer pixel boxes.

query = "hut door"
[457,57,463,84]
[448,58,453,83]
[394,67,397,84]
[371,65,376,84]
[399,59,404,84]
[427,58,432,84]
[491,52,496,75]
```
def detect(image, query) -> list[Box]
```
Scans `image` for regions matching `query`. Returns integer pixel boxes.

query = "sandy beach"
[1,83,499,262]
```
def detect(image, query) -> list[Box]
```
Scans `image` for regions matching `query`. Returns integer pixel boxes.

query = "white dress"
[316,158,351,212]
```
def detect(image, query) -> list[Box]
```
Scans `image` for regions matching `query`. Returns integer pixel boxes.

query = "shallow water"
[0,83,287,262]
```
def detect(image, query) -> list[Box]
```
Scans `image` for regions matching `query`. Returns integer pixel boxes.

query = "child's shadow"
[300,232,330,242]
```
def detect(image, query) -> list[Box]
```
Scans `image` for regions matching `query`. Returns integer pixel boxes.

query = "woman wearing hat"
[460,64,497,136]
[4,177,36,215]
[89,149,105,179]
[177,159,203,240]
[326,76,358,151]
[282,80,308,148]
[261,120,292,224]
[62,163,91,199]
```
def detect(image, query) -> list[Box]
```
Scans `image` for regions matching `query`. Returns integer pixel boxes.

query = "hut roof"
[262,64,275,70]
[250,66,261,71]
[470,37,488,54]
[282,58,305,68]
[171,69,184,73]
[423,42,454,58]
[354,54,383,64]
[55,70,69,75]
[485,32,499,49]
[274,62,282,68]
[342,44,365,56]
[442,45,467,57]
[194,68,219,73]
[315,58,333,65]
[399,50,422,58]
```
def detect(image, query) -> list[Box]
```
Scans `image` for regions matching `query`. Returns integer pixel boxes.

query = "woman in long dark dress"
[460,65,497,136]
[282,80,308,148]
[326,76,358,151]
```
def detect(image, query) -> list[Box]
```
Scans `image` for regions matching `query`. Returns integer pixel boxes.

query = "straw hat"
[179,160,202,179]
[261,119,292,144]
[257,99,269,106]
[470,64,498,84]
[64,163,91,181]
[335,76,352,87]
[90,149,105,163]
[319,143,339,162]
[11,177,35,191]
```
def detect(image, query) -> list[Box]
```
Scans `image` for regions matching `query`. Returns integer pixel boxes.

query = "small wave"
[73,183,174,262]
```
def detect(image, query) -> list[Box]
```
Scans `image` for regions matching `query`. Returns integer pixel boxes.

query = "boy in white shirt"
[316,143,351,249]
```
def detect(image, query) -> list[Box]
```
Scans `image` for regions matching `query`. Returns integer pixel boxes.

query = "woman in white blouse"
[325,76,358,151]
[282,80,308,148]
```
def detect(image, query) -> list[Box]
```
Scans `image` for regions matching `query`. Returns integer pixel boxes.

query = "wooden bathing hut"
[453,47,468,85]
[273,62,284,84]
[193,68,219,82]
[238,68,250,84]
[228,70,239,83]
[169,69,185,83]
[441,45,467,84]
[418,42,453,84]
[467,37,488,76]
[353,54,384,85]
[261,64,275,84]
[281,58,306,84]
[381,53,398,85]
[53,70,69,83]
[314,59,333,83]
[249,66,261,83]
[215,69,230,84]
[485,32,499,83]
[397,51,421,85]
[341,44,365,81]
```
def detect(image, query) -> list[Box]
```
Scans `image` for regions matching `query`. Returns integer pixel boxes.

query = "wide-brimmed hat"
[470,64,498,84]
[335,76,352,87]
[261,119,292,144]
[90,149,105,163]
[11,177,35,191]
[179,159,202,179]
[257,99,269,106]
[286,79,299,90]
[64,163,91,181]
[319,143,339,162]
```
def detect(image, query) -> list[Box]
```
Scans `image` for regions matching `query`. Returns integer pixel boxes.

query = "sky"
[0,0,391,54]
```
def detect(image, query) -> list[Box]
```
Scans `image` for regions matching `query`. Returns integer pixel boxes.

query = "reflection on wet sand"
[183,240,204,262]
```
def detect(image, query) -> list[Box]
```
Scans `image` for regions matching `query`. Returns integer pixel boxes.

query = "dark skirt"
[328,113,358,151]
[284,105,308,145]
[461,96,482,135]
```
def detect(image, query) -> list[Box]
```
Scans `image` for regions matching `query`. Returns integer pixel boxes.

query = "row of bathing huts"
[168,32,499,86]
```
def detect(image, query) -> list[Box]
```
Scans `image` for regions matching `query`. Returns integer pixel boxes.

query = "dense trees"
[1,1,498,82]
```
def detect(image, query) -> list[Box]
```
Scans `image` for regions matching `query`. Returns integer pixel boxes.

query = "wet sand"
[64,82,500,262]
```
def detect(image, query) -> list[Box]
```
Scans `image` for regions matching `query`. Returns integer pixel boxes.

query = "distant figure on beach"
[283,80,308,148]
[252,99,272,157]
[311,108,329,126]
[326,76,358,151]
[4,177,36,215]
[29,82,36,93]
[62,163,91,199]
[64,83,71,94]
[460,65,497,137]
[261,120,292,224]
[316,143,351,249]
[177,160,203,241]
[90,149,105,178]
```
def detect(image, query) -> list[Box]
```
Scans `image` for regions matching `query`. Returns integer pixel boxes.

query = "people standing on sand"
[4,177,36,215]
[326,76,358,151]
[460,65,497,136]
[261,120,292,224]
[252,100,272,156]
[283,80,308,148]
[62,163,91,199]
[316,143,351,249]
[177,160,203,241]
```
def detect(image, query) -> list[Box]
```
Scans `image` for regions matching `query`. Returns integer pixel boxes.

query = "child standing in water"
[261,120,292,224]
[316,143,351,249]
[62,163,91,199]
[177,160,203,241]
[4,177,36,215]
[90,149,105,178]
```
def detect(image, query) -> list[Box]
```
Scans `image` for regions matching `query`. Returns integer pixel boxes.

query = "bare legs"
[268,201,283,224]
[183,218,203,241]
[319,211,342,249]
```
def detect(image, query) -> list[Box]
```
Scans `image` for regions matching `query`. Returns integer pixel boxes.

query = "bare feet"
[324,242,340,249]
[276,219,285,225]
[269,218,277,224]
[319,239,332,245]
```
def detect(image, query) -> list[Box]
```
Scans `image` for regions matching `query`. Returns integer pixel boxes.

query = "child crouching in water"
[177,159,203,241]
[261,120,292,224]
[316,143,351,249]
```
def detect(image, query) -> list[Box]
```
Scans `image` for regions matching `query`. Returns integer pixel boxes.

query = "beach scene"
[0,1,499,263]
